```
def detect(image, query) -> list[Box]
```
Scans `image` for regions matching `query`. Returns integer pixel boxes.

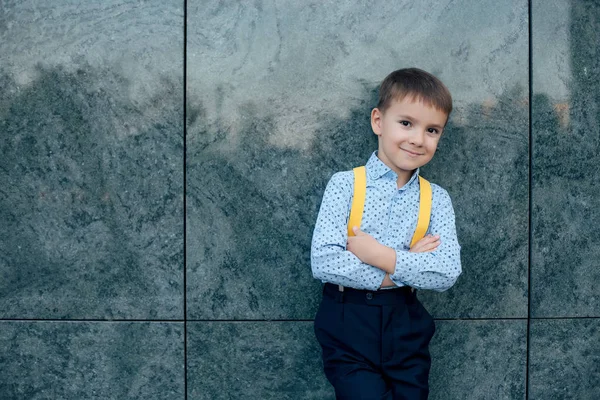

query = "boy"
[311,68,462,400]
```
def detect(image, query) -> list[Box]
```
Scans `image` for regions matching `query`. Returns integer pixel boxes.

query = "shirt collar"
[365,151,420,187]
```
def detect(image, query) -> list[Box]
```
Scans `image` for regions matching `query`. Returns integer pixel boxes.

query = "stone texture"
[1,1,597,399]
[529,319,600,399]
[0,321,184,399]
[187,321,332,400]
[0,1,184,319]
[187,0,529,320]
[531,0,600,317]
[429,320,527,400]
[187,319,527,399]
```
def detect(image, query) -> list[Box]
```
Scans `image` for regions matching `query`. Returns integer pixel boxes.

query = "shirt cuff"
[388,274,406,287]
[390,250,429,286]
[373,267,388,291]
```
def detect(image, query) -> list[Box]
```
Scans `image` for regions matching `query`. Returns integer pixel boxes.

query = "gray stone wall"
[1,0,598,398]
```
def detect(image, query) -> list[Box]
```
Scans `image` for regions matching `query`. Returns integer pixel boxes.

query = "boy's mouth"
[402,148,422,156]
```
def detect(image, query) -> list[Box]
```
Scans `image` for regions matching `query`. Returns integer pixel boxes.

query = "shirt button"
[366,293,373,300]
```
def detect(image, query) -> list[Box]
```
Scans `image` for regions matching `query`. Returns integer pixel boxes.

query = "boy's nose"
[409,130,425,145]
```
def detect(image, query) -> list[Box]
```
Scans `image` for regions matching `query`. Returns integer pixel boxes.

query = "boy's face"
[371,96,448,183]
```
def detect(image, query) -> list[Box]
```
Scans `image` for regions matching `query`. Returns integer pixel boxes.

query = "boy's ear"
[371,108,383,136]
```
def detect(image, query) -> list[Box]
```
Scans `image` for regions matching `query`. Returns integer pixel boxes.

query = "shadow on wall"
[0,64,183,319]
[186,82,379,317]
[530,0,600,314]
[533,1,599,185]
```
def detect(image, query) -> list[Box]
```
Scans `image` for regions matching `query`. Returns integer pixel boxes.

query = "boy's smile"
[371,97,448,187]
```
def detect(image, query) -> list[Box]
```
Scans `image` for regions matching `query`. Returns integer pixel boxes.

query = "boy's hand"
[346,226,384,266]
[409,234,441,253]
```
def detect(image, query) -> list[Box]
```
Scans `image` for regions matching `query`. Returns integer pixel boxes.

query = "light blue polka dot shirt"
[311,151,462,292]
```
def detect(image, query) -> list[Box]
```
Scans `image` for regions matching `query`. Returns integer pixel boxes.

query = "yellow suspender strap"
[347,167,433,246]
[410,176,432,248]
[347,166,367,237]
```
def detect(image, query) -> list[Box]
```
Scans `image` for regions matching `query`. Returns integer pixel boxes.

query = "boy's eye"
[427,128,440,134]
[399,120,411,127]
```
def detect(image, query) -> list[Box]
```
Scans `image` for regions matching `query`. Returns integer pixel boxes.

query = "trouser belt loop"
[338,284,345,303]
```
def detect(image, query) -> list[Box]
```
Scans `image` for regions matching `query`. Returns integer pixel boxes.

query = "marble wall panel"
[187,0,529,320]
[0,1,184,319]
[429,320,527,400]
[0,321,184,399]
[529,319,600,399]
[187,322,332,400]
[531,0,600,317]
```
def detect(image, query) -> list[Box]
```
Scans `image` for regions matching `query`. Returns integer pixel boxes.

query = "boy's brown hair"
[377,68,453,117]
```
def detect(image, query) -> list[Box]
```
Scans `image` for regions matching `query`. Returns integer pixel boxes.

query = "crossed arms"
[310,172,462,292]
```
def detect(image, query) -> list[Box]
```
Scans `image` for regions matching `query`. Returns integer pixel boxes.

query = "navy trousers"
[314,283,436,400]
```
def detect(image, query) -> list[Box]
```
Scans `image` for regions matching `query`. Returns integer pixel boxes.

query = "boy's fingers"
[414,235,439,245]
[410,243,425,252]
[408,235,441,252]
[418,235,440,245]
[410,239,441,253]
[425,243,440,252]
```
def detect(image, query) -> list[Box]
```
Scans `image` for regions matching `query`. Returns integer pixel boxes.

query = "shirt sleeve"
[311,172,387,291]
[389,187,462,292]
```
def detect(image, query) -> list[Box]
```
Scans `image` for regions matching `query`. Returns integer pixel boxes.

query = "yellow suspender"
[347,166,432,248]
[410,176,432,248]
[347,167,367,237]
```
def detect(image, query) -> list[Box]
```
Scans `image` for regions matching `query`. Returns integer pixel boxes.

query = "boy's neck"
[396,171,415,190]
[373,150,417,189]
